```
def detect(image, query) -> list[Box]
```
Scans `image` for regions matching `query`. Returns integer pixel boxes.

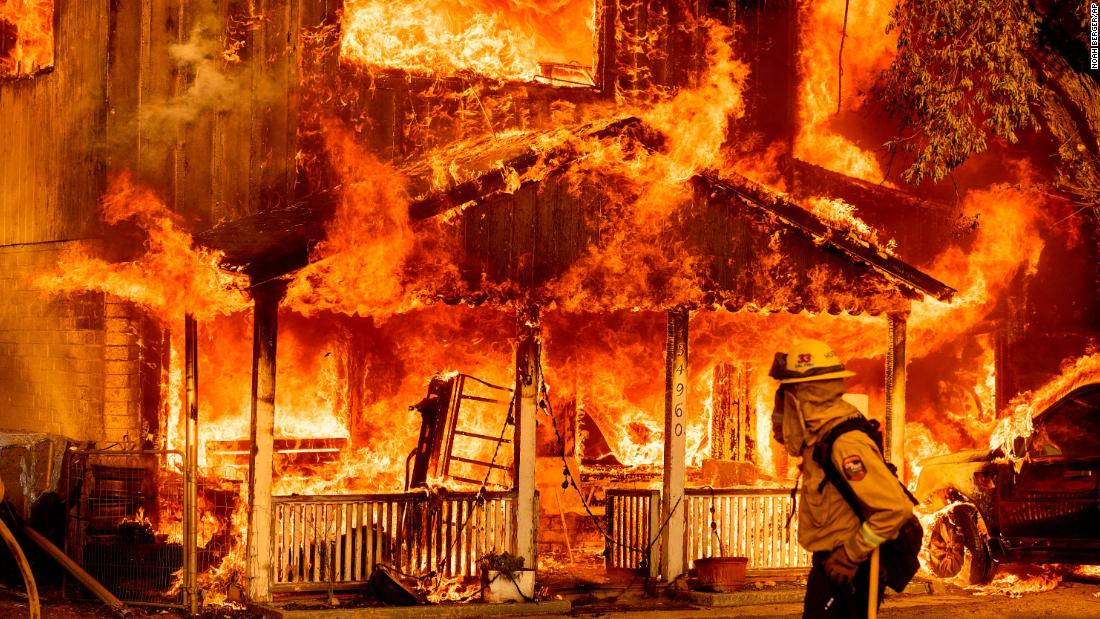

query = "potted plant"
[693,491,749,592]
[480,551,534,603]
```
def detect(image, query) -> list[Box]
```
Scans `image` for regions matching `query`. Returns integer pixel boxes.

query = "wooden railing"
[604,489,661,577]
[271,490,516,592]
[605,486,810,577]
[684,487,810,571]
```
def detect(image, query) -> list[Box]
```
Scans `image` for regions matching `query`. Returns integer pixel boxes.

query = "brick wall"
[0,242,156,443]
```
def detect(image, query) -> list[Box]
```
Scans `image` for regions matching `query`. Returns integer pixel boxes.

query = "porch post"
[661,307,689,581]
[246,281,285,603]
[884,311,908,475]
[513,308,540,595]
[183,315,199,615]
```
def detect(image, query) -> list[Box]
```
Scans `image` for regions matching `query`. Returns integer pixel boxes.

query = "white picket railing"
[271,490,516,592]
[605,486,810,576]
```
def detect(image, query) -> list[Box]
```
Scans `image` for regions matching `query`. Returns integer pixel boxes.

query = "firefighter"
[770,339,913,619]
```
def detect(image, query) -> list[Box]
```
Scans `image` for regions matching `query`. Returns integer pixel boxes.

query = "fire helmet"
[770,339,856,384]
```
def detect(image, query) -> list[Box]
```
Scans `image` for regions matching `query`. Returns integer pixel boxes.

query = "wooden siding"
[0,1,109,245]
[1,0,332,244]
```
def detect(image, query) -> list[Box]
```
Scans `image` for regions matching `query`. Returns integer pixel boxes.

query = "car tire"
[927,505,995,585]
[955,505,995,585]
[928,510,966,579]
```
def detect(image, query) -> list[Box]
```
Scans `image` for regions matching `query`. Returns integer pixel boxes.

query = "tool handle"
[867,546,881,619]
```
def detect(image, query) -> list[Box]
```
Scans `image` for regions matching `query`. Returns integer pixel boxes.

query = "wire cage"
[62,446,186,607]
[195,458,249,605]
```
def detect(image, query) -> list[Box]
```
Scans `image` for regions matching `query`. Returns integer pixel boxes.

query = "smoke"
[139,27,241,129]
[128,12,276,146]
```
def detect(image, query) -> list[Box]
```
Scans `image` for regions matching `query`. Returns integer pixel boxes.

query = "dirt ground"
[3,576,1099,618]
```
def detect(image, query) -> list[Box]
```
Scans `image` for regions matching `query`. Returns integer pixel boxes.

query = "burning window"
[0,0,54,78]
[339,0,596,85]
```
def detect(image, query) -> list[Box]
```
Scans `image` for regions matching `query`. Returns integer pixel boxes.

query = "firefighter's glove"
[824,545,859,585]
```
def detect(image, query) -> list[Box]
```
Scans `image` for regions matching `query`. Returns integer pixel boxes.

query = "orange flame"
[545,23,748,312]
[795,0,895,181]
[285,124,426,318]
[340,0,595,81]
[807,196,896,254]
[0,0,53,77]
[39,171,251,322]
[910,185,1048,357]
[989,352,1100,454]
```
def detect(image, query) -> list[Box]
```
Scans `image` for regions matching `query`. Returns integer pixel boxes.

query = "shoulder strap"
[812,417,918,523]
[813,419,869,521]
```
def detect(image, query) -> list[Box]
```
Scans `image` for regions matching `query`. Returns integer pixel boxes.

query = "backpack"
[811,416,923,593]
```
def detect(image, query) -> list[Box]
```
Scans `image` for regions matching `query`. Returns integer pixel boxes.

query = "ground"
[3,579,1100,618]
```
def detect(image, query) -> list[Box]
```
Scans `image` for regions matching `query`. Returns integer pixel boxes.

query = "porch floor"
[251,599,572,618]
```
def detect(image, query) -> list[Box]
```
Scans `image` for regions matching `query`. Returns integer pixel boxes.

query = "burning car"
[915,382,1100,584]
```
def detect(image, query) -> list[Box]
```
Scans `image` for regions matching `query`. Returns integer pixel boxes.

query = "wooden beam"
[246,281,285,603]
[661,308,689,581]
[710,363,734,460]
[695,173,956,303]
[407,117,662,221]
[512,308,540,594]
[885,312,908,476]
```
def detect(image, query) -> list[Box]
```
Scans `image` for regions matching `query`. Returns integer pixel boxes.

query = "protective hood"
[780,378,859,454]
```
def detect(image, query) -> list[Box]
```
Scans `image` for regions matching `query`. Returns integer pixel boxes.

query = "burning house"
[1,0,1097,614]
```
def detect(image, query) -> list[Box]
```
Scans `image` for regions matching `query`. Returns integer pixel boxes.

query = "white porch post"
[885,311,908,476]
[246,281,284,603]
[661,307,689,581]
[513,308,540,595]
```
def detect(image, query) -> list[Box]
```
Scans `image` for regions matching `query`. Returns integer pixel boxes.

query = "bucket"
[482,569,535,603]
[694,556,748,592]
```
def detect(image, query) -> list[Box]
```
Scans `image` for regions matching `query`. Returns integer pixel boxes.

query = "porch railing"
[684,487,810,571]
[604,489,661,576]
[271,490,517,592]
[605,486,810,577]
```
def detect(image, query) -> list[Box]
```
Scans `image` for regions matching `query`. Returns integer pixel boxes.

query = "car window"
[1030,387,1100,460]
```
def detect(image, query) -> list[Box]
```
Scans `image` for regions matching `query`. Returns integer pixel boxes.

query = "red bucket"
[694,557,749,592]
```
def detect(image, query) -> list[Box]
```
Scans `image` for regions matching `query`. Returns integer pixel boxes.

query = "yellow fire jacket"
[787,380,913,563]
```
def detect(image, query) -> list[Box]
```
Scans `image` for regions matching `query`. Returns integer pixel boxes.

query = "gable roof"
[197,116,954,313]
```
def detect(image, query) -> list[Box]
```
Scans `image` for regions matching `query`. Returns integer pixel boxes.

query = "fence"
[271,490,518,592]
[684,487,809,571]
[604,489,661,577]
[605,486,810,576]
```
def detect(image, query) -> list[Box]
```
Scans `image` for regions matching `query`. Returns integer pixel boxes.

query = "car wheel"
[955,505,995,585]
[928,510,966,578]
[927,505,995,585]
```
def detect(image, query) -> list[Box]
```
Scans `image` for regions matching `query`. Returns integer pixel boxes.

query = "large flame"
[795,0,895,181]
[0,0,53,77]
[546,22,748,311]
[39,171,251,322]
[26,0,1093,604]
[340,0,595,81]
[284,123,421,318]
